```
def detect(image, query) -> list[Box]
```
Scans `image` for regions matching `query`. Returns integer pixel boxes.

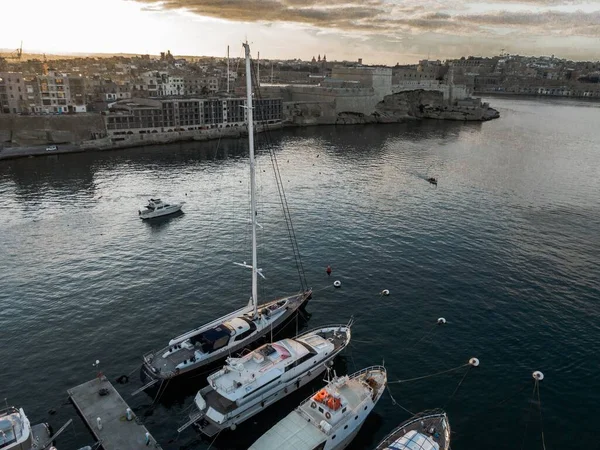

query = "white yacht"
[138,198,184,219]
[177,323,352,436]
[250,366,387,450]
[0,406,53,450]
[137,42,312,394]
[374,410,450,450]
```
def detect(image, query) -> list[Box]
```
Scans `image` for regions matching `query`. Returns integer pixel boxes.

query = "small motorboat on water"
[250,365,387,450]
[0,405,64,450]
[138,198,184,219]
[427,177,438,185]
[374,409,450,450]
[177,323,352,436]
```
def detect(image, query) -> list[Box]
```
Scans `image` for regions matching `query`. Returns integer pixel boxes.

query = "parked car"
[46,145,58,151]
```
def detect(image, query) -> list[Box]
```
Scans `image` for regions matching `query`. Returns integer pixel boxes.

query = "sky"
[2,0,600,64]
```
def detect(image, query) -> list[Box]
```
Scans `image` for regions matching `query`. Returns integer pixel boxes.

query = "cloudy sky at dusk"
[2,0,600,63]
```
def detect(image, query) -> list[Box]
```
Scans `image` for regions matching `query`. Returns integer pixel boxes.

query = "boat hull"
[139,291,311,391]
[193,325,350,437]
[139,204,183,219]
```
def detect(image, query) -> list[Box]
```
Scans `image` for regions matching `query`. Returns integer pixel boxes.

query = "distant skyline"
[2,0,600,64]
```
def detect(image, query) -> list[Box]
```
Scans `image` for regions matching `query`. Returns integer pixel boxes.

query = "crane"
[7,41,23,60]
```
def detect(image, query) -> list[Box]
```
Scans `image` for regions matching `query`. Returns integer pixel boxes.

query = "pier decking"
[68,376,162,450]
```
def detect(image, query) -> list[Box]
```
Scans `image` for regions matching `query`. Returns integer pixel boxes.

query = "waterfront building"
[104,96,282,138]
[0,72,25,114]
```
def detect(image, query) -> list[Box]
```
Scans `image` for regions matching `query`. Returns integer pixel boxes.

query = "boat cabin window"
[318,406,324,413]
[342,407,347,413]
[285,352,314,371]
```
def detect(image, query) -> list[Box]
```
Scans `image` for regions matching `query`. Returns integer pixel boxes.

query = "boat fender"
[230,424,237,431]
[469,357,480,367]
[96,417,103,431]
[311,402,317,409]
[333,280,341,288]
[325,412,331,419]
[437,317,446,325]
[381,289,390,296]
[261,401,265,408]
[284,387,288,393]
[533,371,544,381]
[308,370,312,376]
[175,368,180,375]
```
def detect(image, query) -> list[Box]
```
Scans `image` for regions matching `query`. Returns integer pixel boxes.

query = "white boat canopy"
[385,430,440,450]
[249,411,326,450]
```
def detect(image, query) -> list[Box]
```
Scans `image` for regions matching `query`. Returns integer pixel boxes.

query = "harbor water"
[0,97,599,449]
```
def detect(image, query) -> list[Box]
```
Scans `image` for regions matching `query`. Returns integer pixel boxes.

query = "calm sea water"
[1,97,599,450]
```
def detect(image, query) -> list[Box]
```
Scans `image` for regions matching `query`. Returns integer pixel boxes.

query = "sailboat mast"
[243,42,258,318]
[226,45,230,94]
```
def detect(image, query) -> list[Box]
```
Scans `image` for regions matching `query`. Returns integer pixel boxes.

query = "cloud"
[131,0,600,60]
[133,0,600,37]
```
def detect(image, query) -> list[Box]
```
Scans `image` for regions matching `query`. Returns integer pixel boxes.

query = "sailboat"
[137,42,312,393]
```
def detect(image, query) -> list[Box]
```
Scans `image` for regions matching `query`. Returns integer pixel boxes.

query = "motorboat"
[0,405,53,450]
[137,42,312,395]
[249,366,387,450]
[374,410,450,450]
[177,323,352,436]
[138,198,184,219]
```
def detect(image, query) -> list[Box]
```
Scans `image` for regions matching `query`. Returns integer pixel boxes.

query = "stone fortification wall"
[283,89,499,125]
[0,114,106,146]
[79,122,283,151]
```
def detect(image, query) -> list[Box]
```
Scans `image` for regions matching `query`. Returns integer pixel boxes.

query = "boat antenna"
[244,41,259,319]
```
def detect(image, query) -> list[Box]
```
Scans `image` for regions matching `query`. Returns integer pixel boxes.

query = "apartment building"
[105,96,282,137]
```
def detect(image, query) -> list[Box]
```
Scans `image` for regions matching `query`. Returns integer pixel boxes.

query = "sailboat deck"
[377,412,449,450]
[148,348,196,376]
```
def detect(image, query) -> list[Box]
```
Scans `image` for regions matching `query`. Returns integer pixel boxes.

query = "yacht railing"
[295,365,386,423]
[294,321,353,339]
[377,409,449,448]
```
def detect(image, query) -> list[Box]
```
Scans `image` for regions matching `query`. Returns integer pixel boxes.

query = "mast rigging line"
[247,55,308,292]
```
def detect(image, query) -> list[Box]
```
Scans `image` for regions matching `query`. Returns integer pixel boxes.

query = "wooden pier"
[68,376,162,450]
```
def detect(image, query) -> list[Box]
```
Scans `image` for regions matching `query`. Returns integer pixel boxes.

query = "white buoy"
[437,317,446,325]
[126,407,133,421]
[145,432,151,445]
[469,357,480,367]
[96,417,103,430]
[381,289,390,296]
[533,371,544,381]
[333,280,341,288]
